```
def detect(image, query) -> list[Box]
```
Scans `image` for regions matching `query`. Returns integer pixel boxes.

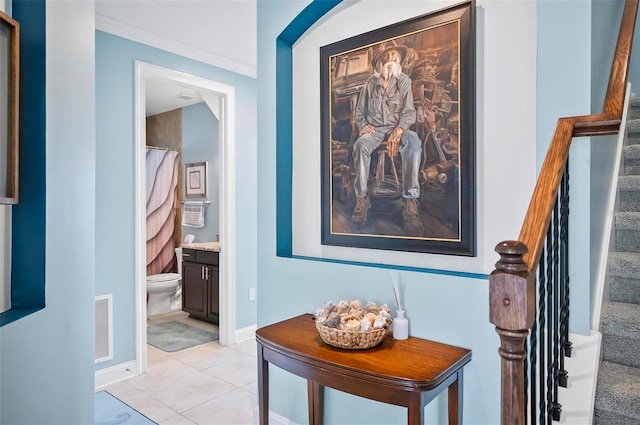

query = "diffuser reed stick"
[391,271,403,311]
[390,271,408,340]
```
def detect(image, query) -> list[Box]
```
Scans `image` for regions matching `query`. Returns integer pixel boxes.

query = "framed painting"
[185,161,208,198]
[320,1,475,256]
[0,11,19,205]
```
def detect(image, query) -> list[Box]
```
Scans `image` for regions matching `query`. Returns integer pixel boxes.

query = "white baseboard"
[251,404,299,425]
[559,331,602,425]
[235,323,257,343]
[94,360,139,392]
[268,411,298,425]
[592,83,632,331]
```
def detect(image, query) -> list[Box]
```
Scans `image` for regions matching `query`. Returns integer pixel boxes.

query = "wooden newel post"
[489,241,536,425]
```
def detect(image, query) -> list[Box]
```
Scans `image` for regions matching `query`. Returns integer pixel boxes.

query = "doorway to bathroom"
[134,61,237,374]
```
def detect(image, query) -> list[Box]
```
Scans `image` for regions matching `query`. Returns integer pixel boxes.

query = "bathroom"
[145,80,220,324]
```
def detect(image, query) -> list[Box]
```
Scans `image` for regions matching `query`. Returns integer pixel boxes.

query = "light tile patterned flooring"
[101,311,258,425]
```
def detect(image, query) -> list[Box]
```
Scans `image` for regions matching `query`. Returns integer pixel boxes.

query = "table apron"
[262,346,457,408]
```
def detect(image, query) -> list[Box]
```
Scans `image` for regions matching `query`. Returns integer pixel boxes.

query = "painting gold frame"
[0,10,19,204]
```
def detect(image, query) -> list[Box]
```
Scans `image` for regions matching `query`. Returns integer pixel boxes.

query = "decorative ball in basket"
[314,300,392,350]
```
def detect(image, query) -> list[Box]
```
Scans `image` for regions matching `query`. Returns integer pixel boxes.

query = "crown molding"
[95,14,257,79]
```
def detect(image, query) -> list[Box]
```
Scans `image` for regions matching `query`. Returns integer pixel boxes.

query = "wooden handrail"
[518,0,638,273]
[490,2,638,425]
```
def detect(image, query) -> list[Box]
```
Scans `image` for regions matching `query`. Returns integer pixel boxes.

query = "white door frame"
[134,61,237,373]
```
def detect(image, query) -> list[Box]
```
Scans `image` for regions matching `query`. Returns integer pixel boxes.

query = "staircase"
[594,95,640,424]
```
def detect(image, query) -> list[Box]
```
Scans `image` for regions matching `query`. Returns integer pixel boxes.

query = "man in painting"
[351,45,424,237]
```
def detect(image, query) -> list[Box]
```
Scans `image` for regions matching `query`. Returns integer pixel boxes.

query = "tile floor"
[101,311,258,425]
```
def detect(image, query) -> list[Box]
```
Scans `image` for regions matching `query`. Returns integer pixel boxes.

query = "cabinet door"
[207,265,220,325]
[182,262,207,319]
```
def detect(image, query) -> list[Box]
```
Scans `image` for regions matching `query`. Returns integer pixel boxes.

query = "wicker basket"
[315,320,388,350]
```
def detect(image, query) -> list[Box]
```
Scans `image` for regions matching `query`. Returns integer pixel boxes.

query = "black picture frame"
[320,1,475,256]
[0,10,19,205]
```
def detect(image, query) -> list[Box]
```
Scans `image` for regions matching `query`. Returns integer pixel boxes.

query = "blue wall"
[255,0,621,422]
[538,1,593,335]
[0,1,96,423]
[96,30,257,369]
[182,102,220,242]
[258,1,500,423]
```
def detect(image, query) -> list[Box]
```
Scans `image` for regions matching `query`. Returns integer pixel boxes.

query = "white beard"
[376,61,402,81]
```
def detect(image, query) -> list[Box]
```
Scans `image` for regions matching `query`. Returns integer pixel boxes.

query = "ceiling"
[95,0,257,116]
[144,78,205,117]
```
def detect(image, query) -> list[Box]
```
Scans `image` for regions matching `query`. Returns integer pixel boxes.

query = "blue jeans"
[352,127,422,198]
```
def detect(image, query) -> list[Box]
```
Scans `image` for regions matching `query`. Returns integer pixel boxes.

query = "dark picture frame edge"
[0,10,19,205]
[320,0,475,256]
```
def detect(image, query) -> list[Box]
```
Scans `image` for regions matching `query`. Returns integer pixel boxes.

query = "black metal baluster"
[563,162,573,358]
[525,334,529,421]
[537,248,547,425]
[546,224,554,424]
[528,294,537,423]
[552,199,562,421]
[559,167,569,388]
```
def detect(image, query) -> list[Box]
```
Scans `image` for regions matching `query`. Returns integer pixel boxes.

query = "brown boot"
[402,198,423,236]
[351,195,371,226]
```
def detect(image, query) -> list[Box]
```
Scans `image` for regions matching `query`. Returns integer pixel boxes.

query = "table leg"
[307,380,324,425]
[448,370,463,425]
[407,392,423,425]
[257,345,269,425]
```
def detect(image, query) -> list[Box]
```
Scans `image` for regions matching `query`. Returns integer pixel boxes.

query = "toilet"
[146,247,183,316]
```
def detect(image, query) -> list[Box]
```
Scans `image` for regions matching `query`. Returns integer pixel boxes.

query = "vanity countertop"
[182,241,221,252]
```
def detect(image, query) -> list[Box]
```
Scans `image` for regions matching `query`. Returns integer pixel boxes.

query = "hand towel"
[182,201,205,228]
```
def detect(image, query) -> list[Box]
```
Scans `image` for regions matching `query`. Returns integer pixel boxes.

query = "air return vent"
[95,295,113,364]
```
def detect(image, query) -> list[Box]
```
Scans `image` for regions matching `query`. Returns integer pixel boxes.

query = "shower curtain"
[146,148,180,276]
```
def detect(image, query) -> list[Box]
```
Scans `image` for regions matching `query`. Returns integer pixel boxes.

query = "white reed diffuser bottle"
[391,272,409,340]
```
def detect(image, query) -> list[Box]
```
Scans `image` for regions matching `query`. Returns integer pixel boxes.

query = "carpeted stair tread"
[618,175,640,211]
[627,118,640,134]
[618,175,640,190]
[601,302,640,368]
[608,251,640,278]
[615,211,640,229]
[610,275,640,304]
[629,97,640,120]
[615,212,640,252]
[601,301,640,338]
[595,361,640,422]
[624,144,640,159]
[627,113,640,143]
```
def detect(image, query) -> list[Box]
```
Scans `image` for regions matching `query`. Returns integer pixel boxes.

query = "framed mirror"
[0,11,19,204]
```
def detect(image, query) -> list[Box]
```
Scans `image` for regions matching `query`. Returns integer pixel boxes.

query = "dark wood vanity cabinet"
[181,248,219,325]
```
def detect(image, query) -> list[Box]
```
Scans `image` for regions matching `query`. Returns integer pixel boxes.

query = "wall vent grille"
[95,295,113,364]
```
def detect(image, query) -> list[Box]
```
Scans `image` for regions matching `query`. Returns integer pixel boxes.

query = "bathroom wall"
[182,102,219,242]
[146,104,219,244]
[147,109,182,151]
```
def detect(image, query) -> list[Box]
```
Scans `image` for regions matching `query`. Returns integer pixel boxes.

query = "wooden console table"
[256,314,471,425]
